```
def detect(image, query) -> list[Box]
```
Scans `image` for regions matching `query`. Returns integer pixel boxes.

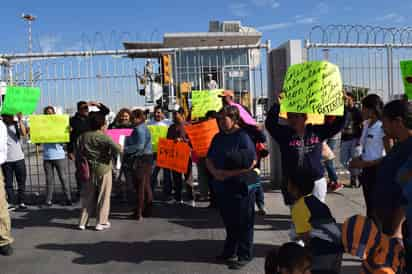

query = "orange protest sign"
[157,138,190,174]
[279,112,325,125]
[184,119,219,157]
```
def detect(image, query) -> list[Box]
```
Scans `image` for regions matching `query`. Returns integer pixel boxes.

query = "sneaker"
[257,206,267,216]
[7,205,16,212]
[0,244,13,256]
[45,201,53,207]
[65,200,73,206]
[229,258,252,269]
[78,225,86,230]
[328,182,344,192]
[186,200,196,208]
[95,222,111,231]
[174,200,184,205]
[18,203,27,210]
[216,254,238,262]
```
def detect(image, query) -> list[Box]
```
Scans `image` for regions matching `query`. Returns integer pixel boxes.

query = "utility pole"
[21,13,36,86]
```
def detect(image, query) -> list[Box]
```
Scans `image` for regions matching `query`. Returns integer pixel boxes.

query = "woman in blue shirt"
[206,105,258,270]
[43,106,72,206]
[124,109,153,221]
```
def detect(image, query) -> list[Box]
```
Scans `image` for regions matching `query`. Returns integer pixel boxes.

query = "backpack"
[75,135,90,182]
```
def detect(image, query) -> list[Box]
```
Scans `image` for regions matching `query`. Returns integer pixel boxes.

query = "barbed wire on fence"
[307,24,412,46]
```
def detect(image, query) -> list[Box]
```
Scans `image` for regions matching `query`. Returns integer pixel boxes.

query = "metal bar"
[1,44,266,60]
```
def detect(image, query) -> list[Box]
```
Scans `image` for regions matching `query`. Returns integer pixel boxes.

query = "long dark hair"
[265,242,312,274]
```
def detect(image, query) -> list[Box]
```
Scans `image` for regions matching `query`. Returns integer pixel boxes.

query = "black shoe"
[65,200,73,206]
[228,258,252,269]
[216,254,237,262]
[0,244,13,256]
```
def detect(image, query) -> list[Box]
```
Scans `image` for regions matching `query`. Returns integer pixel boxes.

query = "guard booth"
[123,20,268,115]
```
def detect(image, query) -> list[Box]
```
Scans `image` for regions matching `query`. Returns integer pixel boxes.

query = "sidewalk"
[1,187,365,274]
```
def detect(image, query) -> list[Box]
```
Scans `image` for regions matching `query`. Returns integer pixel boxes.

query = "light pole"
[21,13,36,86]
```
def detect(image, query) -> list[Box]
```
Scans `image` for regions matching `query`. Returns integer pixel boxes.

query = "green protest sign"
[400,60,412,99]
[147,125,168,152]
[1,86,41,115]
[191,89,223,119]
[280,61,344,115]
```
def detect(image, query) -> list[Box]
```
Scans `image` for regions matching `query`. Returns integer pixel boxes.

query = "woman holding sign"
[206,105,258,270]
[42,106,72,207]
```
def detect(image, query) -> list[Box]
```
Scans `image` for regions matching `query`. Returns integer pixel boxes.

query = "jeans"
[2,159,27,205]
[133,155,153,218]
[172,159,194,201]
[218,187,256,260]
[151,164,172,196]
[255,183,265,208]
[324,138,338,182]
[44,159,72,203]
[340,139,361,177]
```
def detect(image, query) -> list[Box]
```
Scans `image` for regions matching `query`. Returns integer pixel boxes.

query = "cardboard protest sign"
[279,112,325,125]
[156,138,190,174]
[148,125,168,152]
[1,86,41,115]
[185,119,219,157]
[400,60,412,99]
[191,90,223,119]
[29,115,70,143]
[281,61,344,115]
[106,129,133,144]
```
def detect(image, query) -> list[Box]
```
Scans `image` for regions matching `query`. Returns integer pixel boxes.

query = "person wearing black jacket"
[264,100,346,204]
[68,101,110,197]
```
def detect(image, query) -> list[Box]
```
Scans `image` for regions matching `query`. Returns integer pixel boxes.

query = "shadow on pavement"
[11,207,79,230]
[36,240,278,265]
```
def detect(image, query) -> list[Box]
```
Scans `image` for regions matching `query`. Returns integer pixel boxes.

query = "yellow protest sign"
[280,61,344,116]
[191,90,223,119]
[148,125,168,152]
[279,112,325,125]
[29,115,70,143]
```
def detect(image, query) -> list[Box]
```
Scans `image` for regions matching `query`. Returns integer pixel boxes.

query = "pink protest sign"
[106,129,133,144]
[230,102,257,126]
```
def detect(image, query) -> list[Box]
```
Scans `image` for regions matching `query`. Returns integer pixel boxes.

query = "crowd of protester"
[0,89,411,274]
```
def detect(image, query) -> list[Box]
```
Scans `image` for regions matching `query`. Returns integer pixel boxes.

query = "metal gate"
[0,43,269,201]
[305,24,412,102]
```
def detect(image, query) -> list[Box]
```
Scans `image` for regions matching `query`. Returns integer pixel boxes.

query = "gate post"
[266,40,304,187]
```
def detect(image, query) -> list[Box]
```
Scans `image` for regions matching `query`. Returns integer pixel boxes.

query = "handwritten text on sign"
[185,119,219,157]
[191,90,223,119]
[400,60,412,99]
[156,138,190,174]
[1,86,41,115]
[29,115,70,143]
[147,125,168,152]
[280,61,344,115]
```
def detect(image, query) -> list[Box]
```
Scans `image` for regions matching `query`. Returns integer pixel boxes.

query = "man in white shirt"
[147,106,173,198]
[0,119,13,256]
[207,74,218,90]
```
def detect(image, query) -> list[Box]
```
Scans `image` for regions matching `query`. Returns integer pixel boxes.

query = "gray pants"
[44,159,72,203]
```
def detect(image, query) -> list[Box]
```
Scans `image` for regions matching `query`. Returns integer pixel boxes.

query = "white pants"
[313,177,327,203]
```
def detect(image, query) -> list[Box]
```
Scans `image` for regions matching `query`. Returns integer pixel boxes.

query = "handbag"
[75,136,90,182]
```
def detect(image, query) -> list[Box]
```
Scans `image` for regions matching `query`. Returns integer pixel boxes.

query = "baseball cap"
[218,90,234,98]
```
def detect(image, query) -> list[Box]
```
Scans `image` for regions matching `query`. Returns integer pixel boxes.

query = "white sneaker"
[187,200,196,208]
[78,225,86,230]
[95,222,111,231]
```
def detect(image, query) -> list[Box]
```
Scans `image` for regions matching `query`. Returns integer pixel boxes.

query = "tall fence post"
[266,40,303,187]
